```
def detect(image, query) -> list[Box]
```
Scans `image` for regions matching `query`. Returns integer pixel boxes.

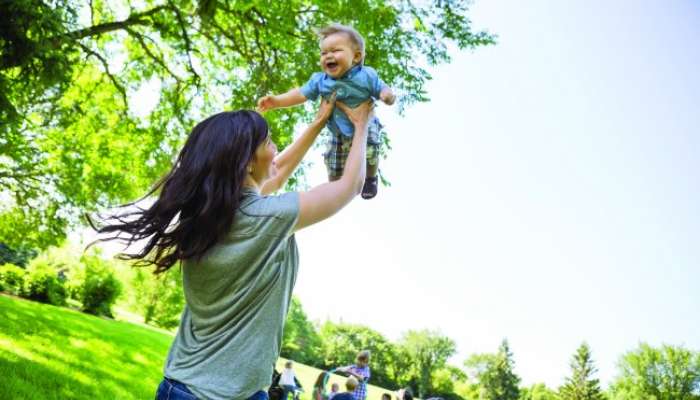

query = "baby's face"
[320,33,361,78]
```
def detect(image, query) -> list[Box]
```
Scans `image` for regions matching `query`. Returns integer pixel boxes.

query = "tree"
[0,242,36,267]
[1,0,495,250]
[559,343,605,400]
[399,329,457,398]
[610,343,700,400]
[281,297,323,366]
[465,339,521,400]
[520,383,559,400]
[431,365,469,400]
[130,266,185,328]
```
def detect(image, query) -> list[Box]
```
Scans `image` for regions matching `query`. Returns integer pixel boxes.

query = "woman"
[93,95,372,400]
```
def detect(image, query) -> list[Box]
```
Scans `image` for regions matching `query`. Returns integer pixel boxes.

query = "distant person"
[311,371,328,400]
[329,382,341,399]
[397,388,414,400]
[337,350,371,400]
[279,361,301,399]
[330,377,359,400]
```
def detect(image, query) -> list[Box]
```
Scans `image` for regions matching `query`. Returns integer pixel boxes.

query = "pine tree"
[559,343,605,400]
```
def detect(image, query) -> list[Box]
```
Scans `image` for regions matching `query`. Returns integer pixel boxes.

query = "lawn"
[0,294,394,399]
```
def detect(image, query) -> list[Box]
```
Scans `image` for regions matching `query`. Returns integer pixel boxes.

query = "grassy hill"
[0,294,394,399]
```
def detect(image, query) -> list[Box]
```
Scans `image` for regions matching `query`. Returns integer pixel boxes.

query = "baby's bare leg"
[366,161,378,178]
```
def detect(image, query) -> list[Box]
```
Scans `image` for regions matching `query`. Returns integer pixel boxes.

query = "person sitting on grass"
[329,377,359,400]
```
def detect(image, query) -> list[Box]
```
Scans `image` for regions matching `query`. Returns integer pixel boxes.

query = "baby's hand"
[257,95,278,112]
[379,88,396,106]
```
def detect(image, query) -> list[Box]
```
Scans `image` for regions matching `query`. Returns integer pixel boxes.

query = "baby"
[258,23,395,199]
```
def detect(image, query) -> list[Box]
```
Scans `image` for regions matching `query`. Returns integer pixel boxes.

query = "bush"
[80,258,122,317]
[0,263,27,295]
[25,268,68,306]
[26,245,83,301]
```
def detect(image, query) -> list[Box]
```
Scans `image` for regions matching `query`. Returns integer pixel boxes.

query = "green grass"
[0,293,171,399]
[0,294,394,399]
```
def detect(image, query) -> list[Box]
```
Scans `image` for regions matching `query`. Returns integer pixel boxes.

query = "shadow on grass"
[0,294,169,399]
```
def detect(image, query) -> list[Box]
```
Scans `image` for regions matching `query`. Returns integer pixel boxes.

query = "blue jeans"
[281,385,296,400]
[155,377,269,400]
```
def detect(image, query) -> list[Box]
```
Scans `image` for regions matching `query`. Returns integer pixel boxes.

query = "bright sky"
[290,0,700,389]
[85,0,700,390]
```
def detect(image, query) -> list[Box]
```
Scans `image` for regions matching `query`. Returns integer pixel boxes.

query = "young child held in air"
[257,23,395,199]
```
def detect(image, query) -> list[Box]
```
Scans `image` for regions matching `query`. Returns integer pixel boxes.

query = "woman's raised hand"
[335,99,373,129]
[313,92,337,125]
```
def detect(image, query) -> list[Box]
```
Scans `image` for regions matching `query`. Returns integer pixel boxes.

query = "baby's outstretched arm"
[379,87,396,105]
[257,88,307,112]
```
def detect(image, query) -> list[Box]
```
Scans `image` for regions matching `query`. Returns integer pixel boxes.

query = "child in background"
[337,350,371,400]
[258,23,395,199]
[329,377,359,400]
[329,382,341,399]
[279,361,301,399]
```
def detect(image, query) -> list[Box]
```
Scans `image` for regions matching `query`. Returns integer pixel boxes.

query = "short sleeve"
[268,191,300,238]
[243,191,299,238]
[363,66,388,99]
[300,73,323,101]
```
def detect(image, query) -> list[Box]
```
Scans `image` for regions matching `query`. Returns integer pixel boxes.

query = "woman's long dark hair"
[89,110,269,274]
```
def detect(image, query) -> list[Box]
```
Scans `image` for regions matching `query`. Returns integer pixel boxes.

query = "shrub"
[25,268,68,306]
[80,258,122,317]
[26,245,83,301]
[0,264,27,295]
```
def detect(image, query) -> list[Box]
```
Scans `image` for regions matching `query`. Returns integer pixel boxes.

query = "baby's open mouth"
[325,61,338,70]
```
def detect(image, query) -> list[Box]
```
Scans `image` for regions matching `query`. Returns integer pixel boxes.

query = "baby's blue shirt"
[300,65,387,138]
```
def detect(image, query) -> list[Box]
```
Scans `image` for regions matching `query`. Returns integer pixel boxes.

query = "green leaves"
[465,339,521,400]
[1,0,495,250]
[610,343,700,400]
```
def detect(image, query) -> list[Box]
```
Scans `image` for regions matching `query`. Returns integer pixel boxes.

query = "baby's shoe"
[361,176,378,200]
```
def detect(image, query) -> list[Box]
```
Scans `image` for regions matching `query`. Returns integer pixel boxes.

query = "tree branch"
[61,5,170,42]
[168,0,201,86]
[77,43,129,108]
[125,27,184,83]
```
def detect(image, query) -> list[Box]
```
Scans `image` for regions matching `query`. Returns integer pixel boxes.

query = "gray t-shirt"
[164,189,300,399]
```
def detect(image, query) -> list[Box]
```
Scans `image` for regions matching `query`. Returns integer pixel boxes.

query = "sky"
[86,0,700,390]
[287,0,700,389]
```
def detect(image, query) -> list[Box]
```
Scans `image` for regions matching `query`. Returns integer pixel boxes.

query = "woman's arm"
[260,95,335,196]
[294,101,372,231]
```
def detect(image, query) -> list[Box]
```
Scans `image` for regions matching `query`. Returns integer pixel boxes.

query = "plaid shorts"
[323,120,384,178]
